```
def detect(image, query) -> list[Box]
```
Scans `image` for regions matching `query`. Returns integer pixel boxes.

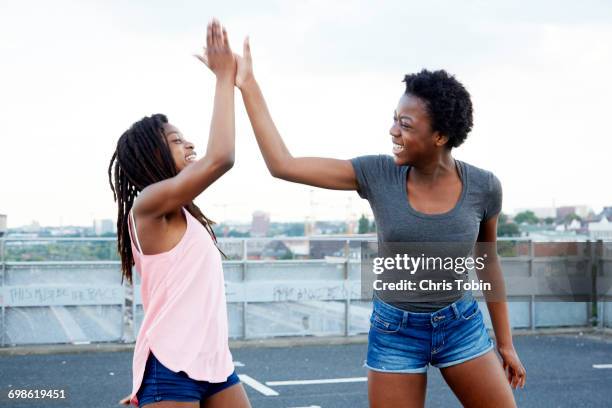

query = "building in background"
[251,211,270,237]
[93,219,115,235]
[0,214,6,237]
[304,216,315,236]
[589,209,612,240]
[22,220,41,233]
[556,205,591,221]
[283,239,310,259]
[600,206,612,221]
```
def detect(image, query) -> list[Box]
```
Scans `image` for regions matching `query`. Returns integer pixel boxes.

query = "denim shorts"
[136,352,241,407]
[365,293,494,373]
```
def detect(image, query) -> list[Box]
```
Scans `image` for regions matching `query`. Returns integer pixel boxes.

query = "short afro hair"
[403,69,473,149]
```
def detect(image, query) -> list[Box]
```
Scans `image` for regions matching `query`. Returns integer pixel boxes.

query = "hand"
[234,36,254,89]
[498,345,526,389]
[194,18,236,80]
[118,394,131,405]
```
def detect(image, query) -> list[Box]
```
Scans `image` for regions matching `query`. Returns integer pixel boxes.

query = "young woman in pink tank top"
[109,19,251,408]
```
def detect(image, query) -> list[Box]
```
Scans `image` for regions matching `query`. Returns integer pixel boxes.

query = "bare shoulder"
[130,198,186,255]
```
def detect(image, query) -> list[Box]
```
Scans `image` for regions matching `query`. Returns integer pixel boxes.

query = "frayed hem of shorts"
[363,362,428,374]
[138,397,199,407]
[433,344,494,369]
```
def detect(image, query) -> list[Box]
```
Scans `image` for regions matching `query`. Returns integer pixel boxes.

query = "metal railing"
[0,236,610,346]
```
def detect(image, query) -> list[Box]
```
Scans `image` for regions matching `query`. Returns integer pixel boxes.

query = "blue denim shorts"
[365,294,494,373]
[136,352,240,407]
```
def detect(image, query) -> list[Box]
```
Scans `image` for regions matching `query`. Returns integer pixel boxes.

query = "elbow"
[270,164,294,180]
[220,158,234,173]
[223,155,235,171]
[268,156,291,179]
[269,166,286,179]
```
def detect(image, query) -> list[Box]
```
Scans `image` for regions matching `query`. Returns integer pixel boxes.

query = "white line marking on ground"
[266,377,367,386]
[233,361,245,367]
[238,374,280,396]
[288,405,321,408]
[593,364,612,369]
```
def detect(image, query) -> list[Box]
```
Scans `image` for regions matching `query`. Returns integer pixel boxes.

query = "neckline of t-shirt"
[402,159,469,220]
[131,206,190,258]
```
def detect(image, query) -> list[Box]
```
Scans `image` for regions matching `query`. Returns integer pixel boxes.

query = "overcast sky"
[1,0,611,228]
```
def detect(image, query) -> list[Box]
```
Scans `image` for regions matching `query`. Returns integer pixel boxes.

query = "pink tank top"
[126,206,234,407]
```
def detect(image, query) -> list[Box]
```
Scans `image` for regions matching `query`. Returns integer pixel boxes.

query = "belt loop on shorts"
[402,311,409,328]
[451,303,460,320]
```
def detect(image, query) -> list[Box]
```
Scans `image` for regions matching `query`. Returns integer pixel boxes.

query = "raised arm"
[134,19,236,218]
[236,38,358,190]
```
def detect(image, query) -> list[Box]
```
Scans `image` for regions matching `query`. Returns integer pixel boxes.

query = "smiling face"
[162,123,197,172]
[390,93,449,166]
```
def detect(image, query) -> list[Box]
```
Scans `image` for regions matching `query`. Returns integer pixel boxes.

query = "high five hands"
[194,18,253,89]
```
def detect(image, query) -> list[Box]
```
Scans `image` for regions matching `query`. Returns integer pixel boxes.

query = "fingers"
[509,363,526,389]
[518,364,527,389]
[206,22,213,49]
[502,361,510,384]
[499,348,526,390]
[205,18,231,53]
[244,36,251,59]
[222,26,229,48]
[207,18,220,49]
[511,368,519,389]
[213,18,222,48]
[211,19,217,48]
[510,359,526,389]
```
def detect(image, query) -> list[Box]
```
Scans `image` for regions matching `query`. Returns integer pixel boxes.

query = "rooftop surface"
[1,333,611,407]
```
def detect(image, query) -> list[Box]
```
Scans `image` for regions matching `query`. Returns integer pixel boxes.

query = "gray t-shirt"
[351,155,502,312]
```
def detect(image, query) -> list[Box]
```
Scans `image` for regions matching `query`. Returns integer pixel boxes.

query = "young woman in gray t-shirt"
[233,36,525,407]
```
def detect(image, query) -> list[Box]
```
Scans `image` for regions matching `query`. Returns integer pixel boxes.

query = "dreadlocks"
[108,113,221,285]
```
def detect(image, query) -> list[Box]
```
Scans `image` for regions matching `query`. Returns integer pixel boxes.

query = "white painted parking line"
[593,364,612,369]
[266,376,367,386]
[289,405,321,408]
[238,374,280,396]
[233,361,245,367]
